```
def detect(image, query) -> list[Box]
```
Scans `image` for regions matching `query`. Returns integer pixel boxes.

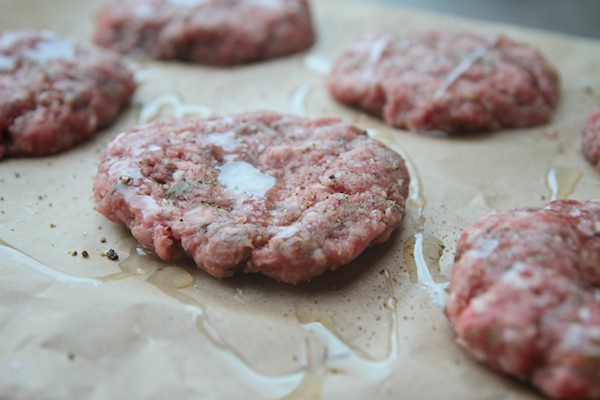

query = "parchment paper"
[1,1,600,399]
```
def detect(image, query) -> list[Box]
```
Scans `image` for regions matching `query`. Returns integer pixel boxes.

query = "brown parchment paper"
[1,1,600,399]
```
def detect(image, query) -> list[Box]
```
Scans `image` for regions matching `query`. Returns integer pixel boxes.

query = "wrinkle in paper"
[1,1,600,399]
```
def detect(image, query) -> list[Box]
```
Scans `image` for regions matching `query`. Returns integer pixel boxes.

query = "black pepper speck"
[105,249,119,261]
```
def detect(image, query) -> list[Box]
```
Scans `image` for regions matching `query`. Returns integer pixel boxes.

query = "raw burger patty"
[446,200,600,400]
[583,107,600,170]
[93,111,410,283]
[93,0,315,66]
[328,29,559,134]
[0,31,135,159]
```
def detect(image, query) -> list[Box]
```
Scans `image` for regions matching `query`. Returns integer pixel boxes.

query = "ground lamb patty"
[328,29,559,135]
[94,0,315,66]
[0,31,135,159]
[445,200,600,400]
[93,111,410,283]
[583,107,600,170]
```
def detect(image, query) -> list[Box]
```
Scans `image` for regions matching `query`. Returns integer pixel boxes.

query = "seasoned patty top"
[93,111,410,283]
[0,30,135,159]
[329,29,559,134]
[93,0,315,65]
[446,200,600,400]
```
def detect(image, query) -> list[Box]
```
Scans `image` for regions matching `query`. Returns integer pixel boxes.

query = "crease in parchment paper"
[2,0,600,399]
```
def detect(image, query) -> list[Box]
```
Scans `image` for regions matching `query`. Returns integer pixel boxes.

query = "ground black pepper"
[105,249,119,261]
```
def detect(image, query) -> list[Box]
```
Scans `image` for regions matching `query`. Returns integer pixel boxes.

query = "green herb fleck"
[165,181,199,200]
[200,179,219,187]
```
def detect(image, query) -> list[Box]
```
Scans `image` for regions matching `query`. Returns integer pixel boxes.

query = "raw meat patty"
[0,31,135,160]
[93,111,410,283]
[93,0,315,66]
[583,107,600,170]
[446,200,600,400]
[328,29,559,134]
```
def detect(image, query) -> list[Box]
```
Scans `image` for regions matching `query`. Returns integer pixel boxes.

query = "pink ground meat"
[328,29,559,135]
[93,0,315,66]
[0,30,135,159]
[93,111,410,283]
[583,107,600,170]
[446,200,600,400]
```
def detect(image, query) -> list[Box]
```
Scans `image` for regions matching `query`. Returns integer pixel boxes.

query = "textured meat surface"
[93,111,410,283]
[583,107,600,170]
[94,0,315,66]
[328,29,559,134]
[446,200,600,400]
[0,31,135,160]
